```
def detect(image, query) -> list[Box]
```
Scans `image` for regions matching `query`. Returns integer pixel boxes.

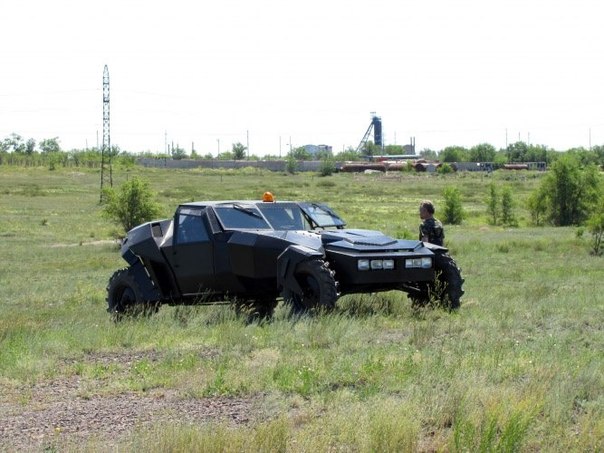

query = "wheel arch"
[277,244,324,296]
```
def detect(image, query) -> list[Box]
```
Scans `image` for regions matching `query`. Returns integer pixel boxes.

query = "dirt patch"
[50,239,120,248]
[0,349,253,451]
[0,381,257,451]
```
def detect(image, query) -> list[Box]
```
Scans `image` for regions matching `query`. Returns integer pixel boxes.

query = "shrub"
[529,155,602,226]
[587,209,604,256]
[286,155,297,174]
[442,186,464,225]
[501,186,518,227]
[102,177,162,233]
[486,182,499,225]
[437,163,454,174]
[319,157,336,176]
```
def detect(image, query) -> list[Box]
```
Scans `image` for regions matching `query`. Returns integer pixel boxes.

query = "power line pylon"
[100,64,112,202]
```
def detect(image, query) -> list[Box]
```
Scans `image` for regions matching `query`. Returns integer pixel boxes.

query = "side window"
[176,209,209,244]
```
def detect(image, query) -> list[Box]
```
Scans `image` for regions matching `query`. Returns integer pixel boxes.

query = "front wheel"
[408,252,464,310]
[107,268,158,320]
[283,259,338,314]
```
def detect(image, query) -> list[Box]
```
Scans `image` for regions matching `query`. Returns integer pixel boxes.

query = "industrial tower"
[355,113,383,154]
[100,65,112,201]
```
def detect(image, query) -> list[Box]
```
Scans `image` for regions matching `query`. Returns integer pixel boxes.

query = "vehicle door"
[165,206,215,296]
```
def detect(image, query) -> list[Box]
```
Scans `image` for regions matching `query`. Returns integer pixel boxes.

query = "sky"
[1,0,603,156]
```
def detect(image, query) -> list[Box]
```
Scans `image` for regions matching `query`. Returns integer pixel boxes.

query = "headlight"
[358,258,395,271]
[405,257,432,269]
[370,260,383,270]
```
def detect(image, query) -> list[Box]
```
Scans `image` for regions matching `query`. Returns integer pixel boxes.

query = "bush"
[529,155,602,226]
[587,208,604,256]
[437,163,454,174]
[102,177,162,233]
[486,183,499,225]
[501,186,518,227]
[286,155,297,174]
[319,157,336,177]
[442,187,464,225]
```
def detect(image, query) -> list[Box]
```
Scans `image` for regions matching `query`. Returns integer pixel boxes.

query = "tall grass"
[0,166,602,451]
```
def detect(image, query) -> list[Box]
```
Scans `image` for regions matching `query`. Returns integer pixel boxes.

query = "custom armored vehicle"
[107,193,463,318]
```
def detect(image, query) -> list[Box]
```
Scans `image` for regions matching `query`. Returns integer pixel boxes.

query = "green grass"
[0,165,602,452]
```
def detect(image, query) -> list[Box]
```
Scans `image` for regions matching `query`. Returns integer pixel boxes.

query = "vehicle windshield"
[257,203,308,230]
[214,204,271,229]
[299,203,346,228]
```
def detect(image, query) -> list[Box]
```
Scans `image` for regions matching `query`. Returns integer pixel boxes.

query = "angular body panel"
[107,199,463,317]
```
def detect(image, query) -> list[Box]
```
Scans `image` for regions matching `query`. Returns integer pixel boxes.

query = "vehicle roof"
[179,200,301,208]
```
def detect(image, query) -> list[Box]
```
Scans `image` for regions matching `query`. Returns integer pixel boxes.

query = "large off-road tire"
[409,252,464,310]
[283,259,338,314]
[107,268,158,320]
[408,281,431,309]
[435,252,464,309]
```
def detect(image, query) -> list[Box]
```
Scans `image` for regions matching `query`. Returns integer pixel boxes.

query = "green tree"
[469,143,496,162]
[486,183,500,225]
[286,154,298,174]
[2,133,26,153]
[506,141,529,162]
[25,138,36,155]
[442,187,464,225]
[39,137,61,153]
[530,155,602,226]
[384,144,404,155]
[501,186,517,226]
[335,148,361,161]
[171,145,188,160]
[102,177,162,233]
[419,148,438,160]
[291,146,311,161]
[587,207,604,256]
[232,142,247,160]
[527,188,548,226]
[439,146,468,163]
[217,151,234,160]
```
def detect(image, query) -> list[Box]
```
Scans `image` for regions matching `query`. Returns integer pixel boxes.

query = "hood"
[320,229,423,252]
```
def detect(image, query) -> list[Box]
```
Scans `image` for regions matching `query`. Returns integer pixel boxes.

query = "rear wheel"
[283,259,338,314]
[107,268,158,320]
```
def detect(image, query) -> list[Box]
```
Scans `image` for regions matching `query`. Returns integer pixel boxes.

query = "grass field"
[0,165,602,452]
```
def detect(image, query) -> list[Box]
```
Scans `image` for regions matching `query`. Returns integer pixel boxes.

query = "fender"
[128,260,163,302]
[277,244,324,296]
[421,242,449,253]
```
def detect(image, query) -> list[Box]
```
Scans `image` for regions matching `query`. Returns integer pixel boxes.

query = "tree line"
[1,132,604,168]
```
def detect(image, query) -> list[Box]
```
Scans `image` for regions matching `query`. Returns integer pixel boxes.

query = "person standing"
[419,200,444,246]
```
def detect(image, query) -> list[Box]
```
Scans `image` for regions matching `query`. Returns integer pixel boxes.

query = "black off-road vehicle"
[107,195,463,318]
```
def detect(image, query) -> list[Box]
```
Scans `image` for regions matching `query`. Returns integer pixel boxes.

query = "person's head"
[419,200,435,220]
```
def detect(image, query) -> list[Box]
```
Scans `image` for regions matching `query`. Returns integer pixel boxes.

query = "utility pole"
[100,65,112,202]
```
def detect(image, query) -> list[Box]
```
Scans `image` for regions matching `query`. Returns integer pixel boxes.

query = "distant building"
[303,144,333,156]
